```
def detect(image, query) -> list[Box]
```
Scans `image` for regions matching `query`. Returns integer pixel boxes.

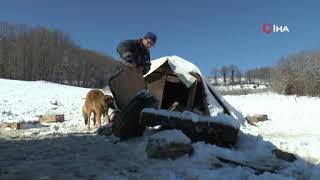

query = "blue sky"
[1,0,320,75]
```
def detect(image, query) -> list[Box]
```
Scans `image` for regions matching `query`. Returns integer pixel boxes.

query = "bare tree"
[271,51,320,96]
[235,68,242,84]
[210,66,219,85]
[245,67,271,85]
[220,66,229,85]
[228,65,238,84]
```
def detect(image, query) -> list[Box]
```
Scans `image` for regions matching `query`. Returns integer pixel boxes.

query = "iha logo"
[262,24,290,34]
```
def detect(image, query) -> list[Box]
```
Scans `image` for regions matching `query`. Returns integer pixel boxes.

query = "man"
[116,32,157,75]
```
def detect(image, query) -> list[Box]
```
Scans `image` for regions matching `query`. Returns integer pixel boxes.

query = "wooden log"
[140,109,238,147]
[0,122,21,130]
[272,149,297,162]
[39,114,64,123]
[246,114,268,125]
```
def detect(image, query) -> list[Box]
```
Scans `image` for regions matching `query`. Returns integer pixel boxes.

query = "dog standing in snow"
[82,89,115,129]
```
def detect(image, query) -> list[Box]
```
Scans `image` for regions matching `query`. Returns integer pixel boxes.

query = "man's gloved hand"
[137,66,144,73]
[142,62,151,75]
[142,66,150,75]
[129,63,137,68]
[121,52,135,63]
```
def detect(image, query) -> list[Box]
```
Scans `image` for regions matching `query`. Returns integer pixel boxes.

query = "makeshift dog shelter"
[144,56,237,117]
[109,56,243,147]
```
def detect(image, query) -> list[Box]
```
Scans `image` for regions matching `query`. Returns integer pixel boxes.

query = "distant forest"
[210,50,320,96]
[0,22,117,88]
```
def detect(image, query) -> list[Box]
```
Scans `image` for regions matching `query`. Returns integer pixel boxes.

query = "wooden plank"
[186,81,197,110]
[146,73,167,108]
[109,66,146,110]
[39,114,64,123]
[166,75,181,83]
[206,84,231,115]
[216,156,277,175]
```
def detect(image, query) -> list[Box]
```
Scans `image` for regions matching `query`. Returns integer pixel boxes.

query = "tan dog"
[82,89,115,129]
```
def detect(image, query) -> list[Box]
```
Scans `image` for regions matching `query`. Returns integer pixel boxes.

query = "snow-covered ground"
[0,78,320,179]
[215,84,269,91]
[212,84,271,96]
[224,93,320,164]
[208,77,269,87]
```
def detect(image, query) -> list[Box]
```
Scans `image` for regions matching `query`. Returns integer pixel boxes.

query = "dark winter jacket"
[116,39,151,75]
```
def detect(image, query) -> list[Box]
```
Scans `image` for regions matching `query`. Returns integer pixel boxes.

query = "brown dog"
[82,89,115,129]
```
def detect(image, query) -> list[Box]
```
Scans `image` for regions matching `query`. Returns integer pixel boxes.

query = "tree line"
[211,50,320,96]
[271,51,320,96]
[210,65,243,85]
[210,64,272,86]
[0,22,117,88]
